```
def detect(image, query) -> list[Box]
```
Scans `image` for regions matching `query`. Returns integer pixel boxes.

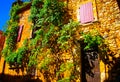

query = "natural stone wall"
[0,9,31,78]
[68,0,120,81]
[17,9,32,48]
[96,0,120,81]
[1,0,120,82]
[96,0,120,52]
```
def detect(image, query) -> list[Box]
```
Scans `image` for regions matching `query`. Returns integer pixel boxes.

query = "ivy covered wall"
[1,0,120,82]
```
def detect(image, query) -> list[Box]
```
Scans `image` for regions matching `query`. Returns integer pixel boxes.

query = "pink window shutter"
[80,2,94,24]
[17,25,24,42]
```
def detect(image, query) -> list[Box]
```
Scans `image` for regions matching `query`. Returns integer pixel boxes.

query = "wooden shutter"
[17,25,23,42]
[79,2,94,24]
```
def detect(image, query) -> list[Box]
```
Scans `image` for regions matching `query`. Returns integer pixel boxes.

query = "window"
[17,25,24,42]
[78,0,97,24]
[79,2,94,24]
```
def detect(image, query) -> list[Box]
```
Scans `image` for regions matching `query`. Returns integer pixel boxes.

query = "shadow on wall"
[99,43,120,82]
[117,0,120,9]
[0,73,42,82]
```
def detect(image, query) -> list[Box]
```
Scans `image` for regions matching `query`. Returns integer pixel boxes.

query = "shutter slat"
[80,2,94,24]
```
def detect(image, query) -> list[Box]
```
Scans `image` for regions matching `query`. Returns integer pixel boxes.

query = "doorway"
[81,42,100,82]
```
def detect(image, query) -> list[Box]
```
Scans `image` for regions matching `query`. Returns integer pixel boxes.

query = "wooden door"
[81,45,100,82]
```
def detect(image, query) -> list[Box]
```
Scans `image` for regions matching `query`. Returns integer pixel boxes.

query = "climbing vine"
[28,0,80,80]
[2,3,20,58]
[57,20,79,49]
[28,0,66,67]
[2,0,104,81]
[2,2,30,65]
[82,30,103,50]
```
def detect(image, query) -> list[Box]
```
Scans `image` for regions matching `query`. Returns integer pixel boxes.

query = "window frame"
[17,25,24,42]
[77,0,98,25]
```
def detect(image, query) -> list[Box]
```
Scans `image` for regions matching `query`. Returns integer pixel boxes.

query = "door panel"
[81,43,100,82]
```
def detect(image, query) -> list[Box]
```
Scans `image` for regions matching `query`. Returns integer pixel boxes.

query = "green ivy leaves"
[82,30,103,50]
[57,20,79,49]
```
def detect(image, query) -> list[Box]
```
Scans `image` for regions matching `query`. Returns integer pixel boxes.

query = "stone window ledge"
[80,20,100,26]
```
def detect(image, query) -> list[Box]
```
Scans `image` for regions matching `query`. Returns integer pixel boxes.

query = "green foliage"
[36,0,64,27]
[6,46,28,65]
[29,1,79,81]
[29,0,65,48]
[40,56,52,70]
[2,4,20,57]
[5,39,28,65]
[56,62,74,76]
[28,54,38,67]
[30,0,65,29]
[1,0,105,81]
[57,77,70,82]
[10,4,20,21]
[28,46,40,67]
[42,24,55,46]
[2,2,31,64]
[82,30,103,50]
[57,62,74,82]
[29,0,42,23]
[10,2,30,21]
[57,20,79,49]
[29,33,41,47]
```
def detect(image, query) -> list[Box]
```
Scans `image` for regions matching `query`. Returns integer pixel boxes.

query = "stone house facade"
[1,0,120,82]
